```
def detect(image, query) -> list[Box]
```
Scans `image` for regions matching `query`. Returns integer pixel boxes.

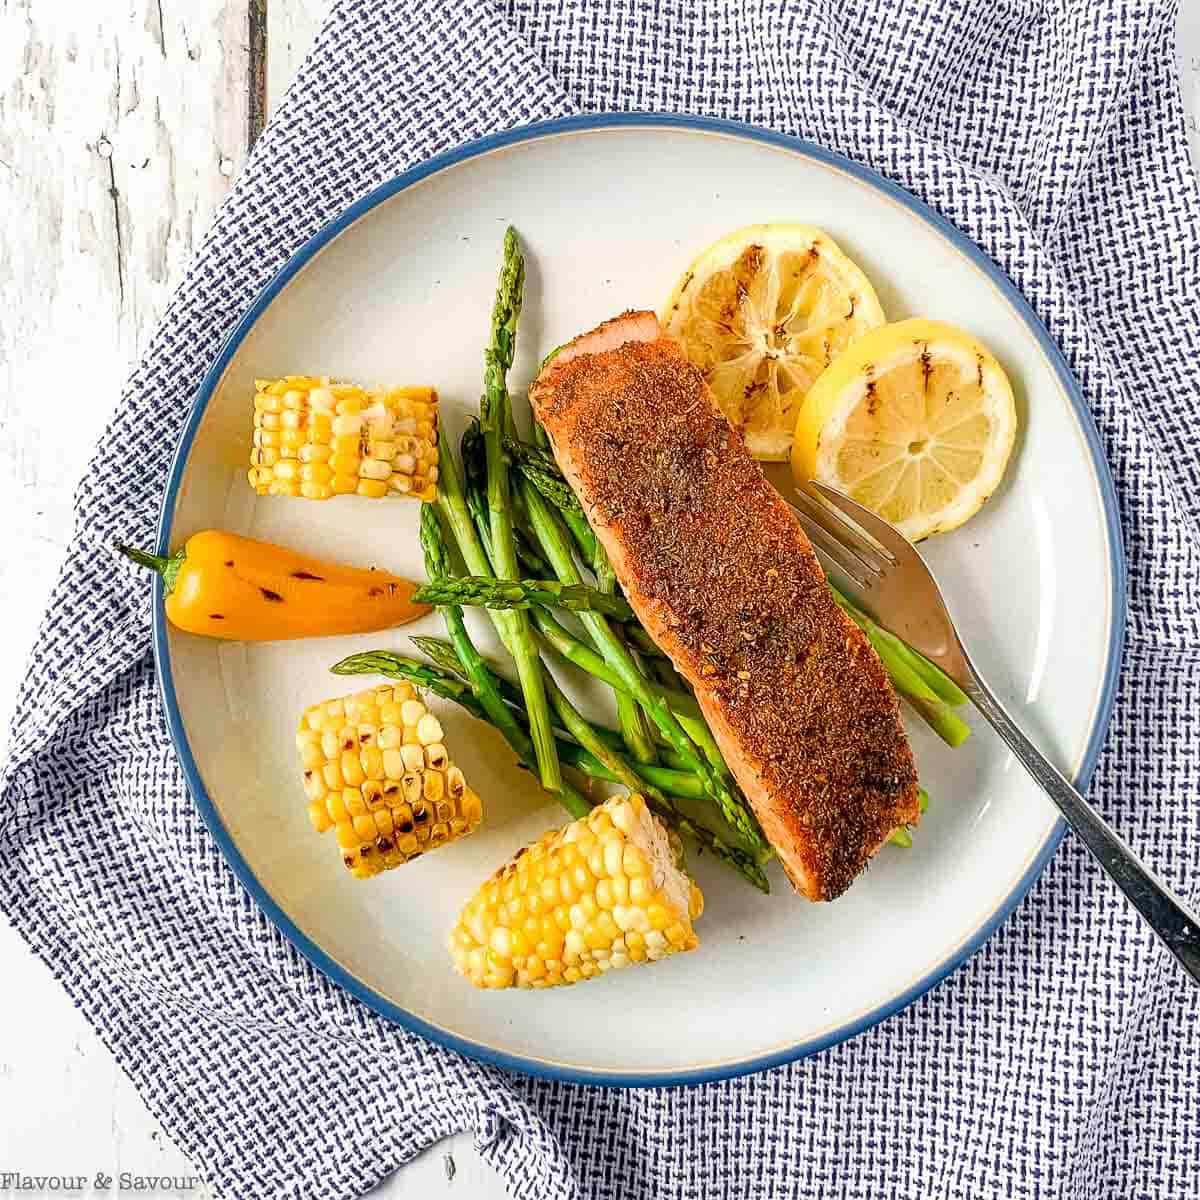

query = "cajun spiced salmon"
[530,311,919,901]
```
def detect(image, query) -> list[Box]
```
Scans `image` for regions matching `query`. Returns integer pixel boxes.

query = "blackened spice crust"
[532,318,918,900]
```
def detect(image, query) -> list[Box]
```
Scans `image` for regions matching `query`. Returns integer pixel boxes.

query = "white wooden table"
[2,4,1198,1196]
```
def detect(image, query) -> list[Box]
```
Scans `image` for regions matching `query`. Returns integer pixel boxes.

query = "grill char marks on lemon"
[663,224,886,460]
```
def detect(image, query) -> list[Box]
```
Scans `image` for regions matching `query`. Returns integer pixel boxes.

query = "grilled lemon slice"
[792,319,1017,540]
[662,224,886,460]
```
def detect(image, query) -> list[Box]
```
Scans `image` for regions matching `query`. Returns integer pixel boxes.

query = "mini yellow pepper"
[118,530,430,641]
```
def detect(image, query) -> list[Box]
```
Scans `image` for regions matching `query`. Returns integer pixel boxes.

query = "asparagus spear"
[505,436,584,516]
[623,623,669,661]
[594,542,658,764]
[530,607,700,716]
[829,582,969,706]
[477,228,561,792]
[555,742,701,799]
[886,788,931,848]
[413,635,694,773]
[419,504,539,777]
[462,422,549,576]
[531,604,733,784]
[504,435,558,474]
[332,651,485,717]
[413,576,634,618]
[504,433,598,562]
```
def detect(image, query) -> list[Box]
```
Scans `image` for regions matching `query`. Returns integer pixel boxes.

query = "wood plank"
[0,4,248,1195]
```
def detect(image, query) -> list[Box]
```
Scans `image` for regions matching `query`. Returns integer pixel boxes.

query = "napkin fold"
[2,2,1197,1197]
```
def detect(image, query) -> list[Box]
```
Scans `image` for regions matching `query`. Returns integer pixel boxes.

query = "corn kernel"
[416,713,443,744]
[344,787,366,818]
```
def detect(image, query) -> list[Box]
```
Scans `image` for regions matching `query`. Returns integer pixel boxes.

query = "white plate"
[155,115,1124,1085]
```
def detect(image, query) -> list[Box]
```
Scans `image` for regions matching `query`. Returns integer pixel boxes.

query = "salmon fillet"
[530,311,919,901]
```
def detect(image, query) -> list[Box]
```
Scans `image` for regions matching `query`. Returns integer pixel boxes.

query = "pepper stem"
[116,543,186,596]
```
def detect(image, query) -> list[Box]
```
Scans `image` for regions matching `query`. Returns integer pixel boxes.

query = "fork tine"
[791,486,891,576]
[796,482,898,568]
[807,481,910,559]
[797,525,877,604]
[789,494,878,589]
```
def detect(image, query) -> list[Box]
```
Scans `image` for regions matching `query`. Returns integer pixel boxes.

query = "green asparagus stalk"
[413,576,635,619]
[505,437,584,516]
[530,607,700,716]
[623,623,669,661]
[463,422,550,576]
[503,435,598,561]
[477,228,561,792]
[828,582,969,707]
[542,672,666,802]
[419,503,539,776]
[616,660,658,762]
[587,539,657,763]
[414,634,696,772]
[887,787,930,847]
[504,435,558,474]
[670,819,772,893]
[331,651,485,718]
[554,742,700,800]
[459,421,495,562]
[531,413,553,447]
[600,592,658,765]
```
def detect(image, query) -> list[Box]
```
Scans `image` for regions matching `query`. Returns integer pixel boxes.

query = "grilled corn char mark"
[298,685,482,878]
[530,311,919,901]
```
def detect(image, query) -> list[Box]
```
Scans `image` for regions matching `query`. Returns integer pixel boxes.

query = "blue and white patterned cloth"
[2,1,1197,1196]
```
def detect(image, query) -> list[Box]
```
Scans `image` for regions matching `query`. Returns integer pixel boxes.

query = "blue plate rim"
[153,111,1127,1087]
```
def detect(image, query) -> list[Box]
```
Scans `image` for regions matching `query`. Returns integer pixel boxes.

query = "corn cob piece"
[297,684,481,878]
[448,794,702,989]
[249,376,438,501]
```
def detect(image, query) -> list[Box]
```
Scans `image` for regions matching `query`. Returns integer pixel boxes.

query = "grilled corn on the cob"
[297,685,481,878]
[250,376,438,501]
[448,794,702,989]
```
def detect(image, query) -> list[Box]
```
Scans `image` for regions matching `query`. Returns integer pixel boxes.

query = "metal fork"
[791,480,1200,984]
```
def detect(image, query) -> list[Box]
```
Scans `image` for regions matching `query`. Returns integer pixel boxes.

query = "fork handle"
[963,673,1200,984]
